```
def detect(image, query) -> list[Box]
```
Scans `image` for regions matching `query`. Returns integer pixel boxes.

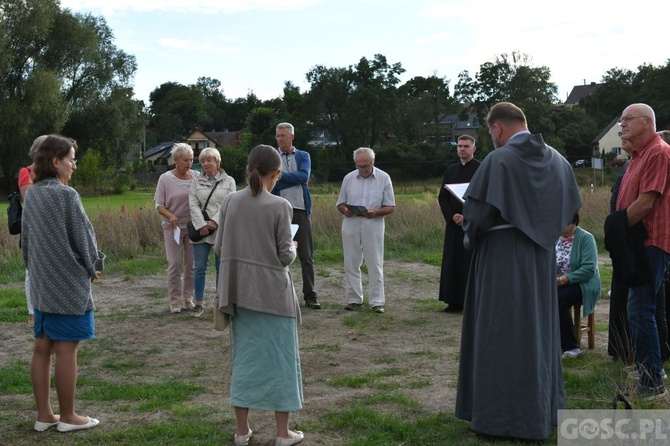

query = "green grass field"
[2,176,656,446]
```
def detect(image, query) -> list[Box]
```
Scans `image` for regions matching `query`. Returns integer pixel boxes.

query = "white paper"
[173,227,180,244]
[291,224,299,239]
[444,182,470,203]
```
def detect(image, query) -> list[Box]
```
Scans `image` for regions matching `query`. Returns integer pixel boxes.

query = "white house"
[592,117,626,158]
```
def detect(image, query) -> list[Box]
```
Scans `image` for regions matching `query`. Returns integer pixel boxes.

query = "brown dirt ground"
[0,259,614,445]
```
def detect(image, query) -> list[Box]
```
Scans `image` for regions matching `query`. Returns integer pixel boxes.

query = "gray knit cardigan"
[21,178,99,315]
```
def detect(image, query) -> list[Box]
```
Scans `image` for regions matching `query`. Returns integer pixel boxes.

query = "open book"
[345,204,368,216]
[444,183,469,203]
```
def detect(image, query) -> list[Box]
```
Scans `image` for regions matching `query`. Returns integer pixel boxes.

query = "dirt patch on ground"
[0,259,613,445]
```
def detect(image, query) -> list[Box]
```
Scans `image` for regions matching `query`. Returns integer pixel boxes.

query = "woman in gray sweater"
[22,135,101,433]
[214,145,304,446]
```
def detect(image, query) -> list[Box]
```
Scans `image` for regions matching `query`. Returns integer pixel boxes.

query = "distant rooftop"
[564,82,601,105]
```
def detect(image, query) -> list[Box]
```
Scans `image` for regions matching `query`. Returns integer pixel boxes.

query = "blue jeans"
[627,246,670,388]
[193,242,220,303]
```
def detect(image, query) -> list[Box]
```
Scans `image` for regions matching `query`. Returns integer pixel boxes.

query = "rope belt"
[487,224,514,232]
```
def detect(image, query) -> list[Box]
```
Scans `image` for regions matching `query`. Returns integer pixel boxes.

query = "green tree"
[219,146,248,185]
[305,64,352,149]
[148,82,208,142]
[0,0,66,186]
[224,92,263,134]
[585,61,670,130]
[63,87,144,167]
[454,51,558,148]
[72,147,107,192]
[583,68,637,129]
[238,107,278,151]
[305,54,405,180]
[0,0,140,188]
[550,106,598,157]
[396,74,456,147]
[348,54,405,148]
[195,76,228,131]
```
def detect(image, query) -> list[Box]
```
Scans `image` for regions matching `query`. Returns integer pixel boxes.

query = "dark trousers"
[608,276,632,361]
[558,284,583,352]
[608,272,669,363]
[665,268,670,360]
[627,246,670,388]
[292,209,316,299]
[657,278,668,361]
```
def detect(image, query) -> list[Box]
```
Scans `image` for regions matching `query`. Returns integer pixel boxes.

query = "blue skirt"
[34,309,95,341]
[230,307,303,412]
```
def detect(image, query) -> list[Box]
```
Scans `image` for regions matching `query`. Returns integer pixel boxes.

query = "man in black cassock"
[437,135,480,312]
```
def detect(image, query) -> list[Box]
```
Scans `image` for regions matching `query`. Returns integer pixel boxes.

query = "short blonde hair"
[29,135,49,160]
[170,143,193,163]
[199,147,221,165]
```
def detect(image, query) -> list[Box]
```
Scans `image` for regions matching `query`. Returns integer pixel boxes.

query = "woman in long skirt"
[214,144,304,446]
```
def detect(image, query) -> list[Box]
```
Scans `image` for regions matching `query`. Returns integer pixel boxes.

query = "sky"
[60,0,670,107]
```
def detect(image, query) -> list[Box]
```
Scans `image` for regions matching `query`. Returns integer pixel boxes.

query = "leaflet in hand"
[345,204,368,216]
[444,183,469,203]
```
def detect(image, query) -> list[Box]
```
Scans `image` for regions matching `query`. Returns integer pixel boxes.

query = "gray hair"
[199,147,221,165]
[659,130,670,145]
[170,143,193,163]
[276,122,294,135]
[353,147,375,162]
[29,135,49,160]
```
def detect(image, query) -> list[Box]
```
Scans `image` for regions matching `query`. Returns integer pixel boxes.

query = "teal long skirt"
[230,306,303,412]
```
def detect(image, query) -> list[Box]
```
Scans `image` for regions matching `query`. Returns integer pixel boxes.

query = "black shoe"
[191,306,204,317]
[619,383,669,402]
[305,298,321,310]
[443,304,463,313]
[344,303,363,311]
[638,385,669,402]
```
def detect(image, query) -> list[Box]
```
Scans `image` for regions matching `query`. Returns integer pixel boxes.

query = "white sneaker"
[626,365,667,381]
[562,348,582,359]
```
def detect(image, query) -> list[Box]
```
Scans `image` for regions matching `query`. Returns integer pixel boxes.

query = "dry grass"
[578,186,612,249]
[93,205,163,257]
[0,184,612,266]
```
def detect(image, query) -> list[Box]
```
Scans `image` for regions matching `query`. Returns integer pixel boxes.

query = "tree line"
[2,1,670,191]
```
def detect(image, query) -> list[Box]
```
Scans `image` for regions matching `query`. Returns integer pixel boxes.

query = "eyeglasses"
[355,162,372,170]
[618,115,648,124]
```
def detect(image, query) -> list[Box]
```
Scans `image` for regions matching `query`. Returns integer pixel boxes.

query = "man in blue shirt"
[273,122,320,309]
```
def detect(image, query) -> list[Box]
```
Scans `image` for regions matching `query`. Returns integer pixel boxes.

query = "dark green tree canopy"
[0,0,141,187]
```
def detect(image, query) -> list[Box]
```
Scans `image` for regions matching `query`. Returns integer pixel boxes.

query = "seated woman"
[556,213,601,358]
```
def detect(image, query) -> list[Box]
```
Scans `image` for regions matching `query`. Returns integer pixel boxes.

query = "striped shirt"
[616,133,670,253]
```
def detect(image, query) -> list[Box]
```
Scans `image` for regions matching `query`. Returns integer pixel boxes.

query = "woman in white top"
[188,148,236,316]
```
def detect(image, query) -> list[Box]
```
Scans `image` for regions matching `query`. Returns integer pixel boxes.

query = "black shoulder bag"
[7,191,22,235]
[187,181,219,242]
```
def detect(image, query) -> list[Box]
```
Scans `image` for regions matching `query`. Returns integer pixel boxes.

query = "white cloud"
[415,32,453,45]
[156,38,192,50]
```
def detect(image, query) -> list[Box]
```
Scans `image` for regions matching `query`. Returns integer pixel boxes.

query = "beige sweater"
[213,187,300,320]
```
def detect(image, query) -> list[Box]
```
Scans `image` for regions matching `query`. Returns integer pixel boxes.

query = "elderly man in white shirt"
[336,147,395,314]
